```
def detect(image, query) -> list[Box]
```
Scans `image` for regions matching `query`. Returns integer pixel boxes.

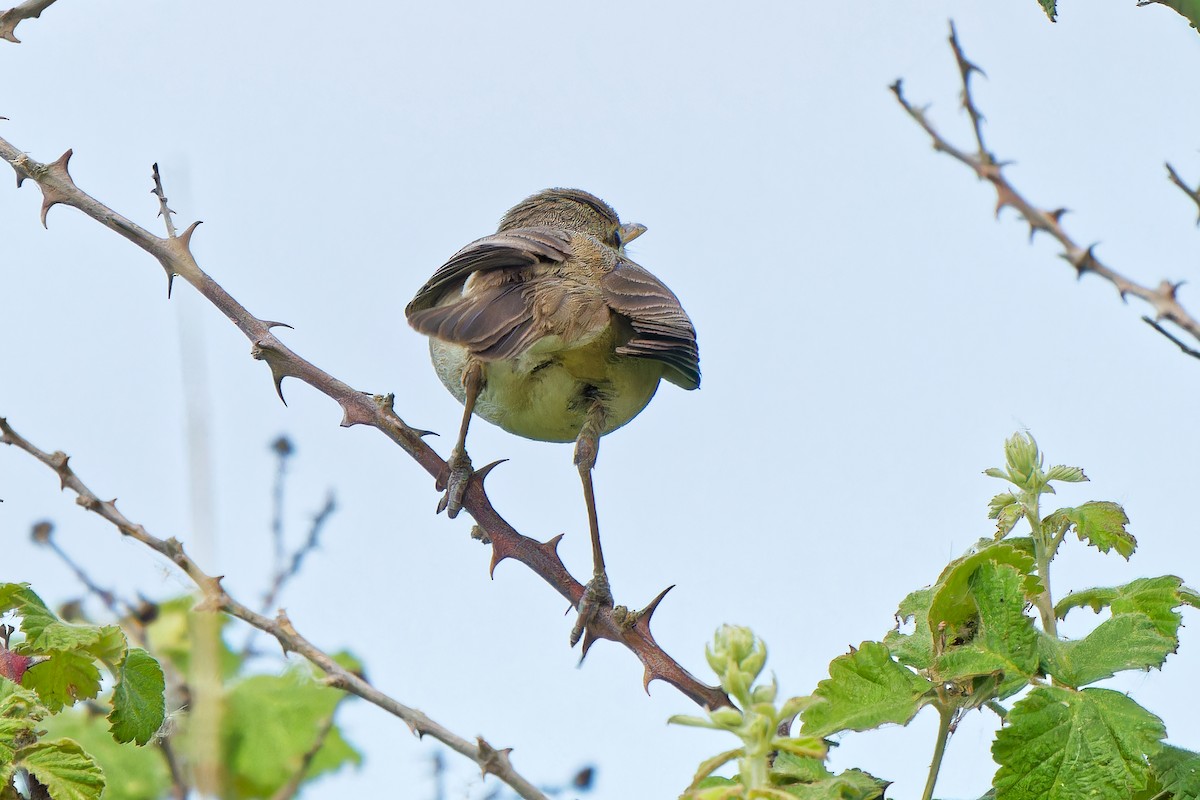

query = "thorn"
[633,585,675,631]
[272,368,288,405]
[578,627,600,662]
[474,459,507,484]
[476,737,514,779]
[166,272,176,299]
[262,320,294,331]
[251,342,290,405]
[538,533,564,556]
[178,220,202,249]
[339,399,375,428]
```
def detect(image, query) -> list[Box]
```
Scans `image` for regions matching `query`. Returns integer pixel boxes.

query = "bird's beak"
[618,222,647,246]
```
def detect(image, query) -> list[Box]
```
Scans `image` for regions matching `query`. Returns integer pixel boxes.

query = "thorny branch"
[1166,162,1200,225]
[891,22,1200,361]
[0,0,57,43]
[0,137,727,710]
[0,417,550,800]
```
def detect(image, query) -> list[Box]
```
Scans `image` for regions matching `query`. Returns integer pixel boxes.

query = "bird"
[405,188,699,644]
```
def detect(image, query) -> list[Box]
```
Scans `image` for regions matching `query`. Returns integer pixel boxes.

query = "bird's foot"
[570,571,613,647]
[436,446,473,518]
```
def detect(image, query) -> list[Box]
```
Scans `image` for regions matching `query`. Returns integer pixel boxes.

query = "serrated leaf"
[22,652,102,713]
[779,769,889,800]
[992,686,1165,800]
[0,715,37,771]
[934,563,1038,700]
[220,667,361,797]
[1142,0,1200,32]
[1150,744,1200,800]
[930,542,1041,638]
[772,754,890,799]
[770,737,827,759]
[0,585,29,613]
[772,753,832,783]
[5,587,59,644]
[799,642,934,738]
[85,626,127,667]
[883,588,935,670]
[1055,576,1191,641]
[107,649,165,746]
[16,739,105,800]
[43,710,170,800]
[1038,614,1176,688]
[988,492,1026,538]
[26,623,102,655]
[1045,464,1086,483]
[1045,501,1135,559]
[1039,0,1057,22]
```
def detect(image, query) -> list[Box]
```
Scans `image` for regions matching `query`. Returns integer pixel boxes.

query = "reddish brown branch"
[891,23,1200,356]
[0,0,57,43]
[0,417,550,800]
[0,135,727,711]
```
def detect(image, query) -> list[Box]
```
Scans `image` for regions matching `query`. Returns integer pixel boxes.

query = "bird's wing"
[405,228,572,361]
[602,258,701,390]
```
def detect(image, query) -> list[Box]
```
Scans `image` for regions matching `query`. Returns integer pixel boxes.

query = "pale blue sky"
[3,2,1199,798]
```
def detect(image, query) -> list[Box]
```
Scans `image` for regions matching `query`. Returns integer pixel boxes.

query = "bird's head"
[497,188,646,250]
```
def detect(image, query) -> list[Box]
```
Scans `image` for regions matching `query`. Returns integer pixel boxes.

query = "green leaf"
[85,626,127,667]
[22,652,102,713]
[1038,615,1175,688]
[992,686,1165,800]
[929,542,1041,637]
[799,642,934,738]
[25,623,103,656]
[771,753,889,799]
[1038,0,1057,22]
[1140,0,1200,32]
[107,649,165,746]
[4,587,59,644]
[219,667,361,797]
[1150,744,1200,800]
[883,588,935,670]
[988,492,1025,537]
[933,563,1038,700]
[43,709,170,800]
[1055,576,1192,640]
[1044,501,1135,559]
[16,739,105,800]
[1044,465,1086,483]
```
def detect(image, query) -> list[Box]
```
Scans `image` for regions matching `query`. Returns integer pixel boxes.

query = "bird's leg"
[570,399,612,647]
[437,360,482,518]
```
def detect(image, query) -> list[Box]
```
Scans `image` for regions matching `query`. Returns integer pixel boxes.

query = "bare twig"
[30,520,123,615]
[1142,316,1200,360]
[0,0,57,43]
[244,486,338,657]
[268,699,345,800]
[891,23,1200,357]
[0,417,550,800]
[266,435,294,598]
[0,138,728,711]
[1165,162,1200,225]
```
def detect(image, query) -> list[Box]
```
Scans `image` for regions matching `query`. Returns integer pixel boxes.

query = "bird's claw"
[570,572,613,647]
[436,447,473,518]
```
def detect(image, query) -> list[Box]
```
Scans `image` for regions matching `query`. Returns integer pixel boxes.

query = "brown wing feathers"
[602,260,701,390]
[407,227,700,388]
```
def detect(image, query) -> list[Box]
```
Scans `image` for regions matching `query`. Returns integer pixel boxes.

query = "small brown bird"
[406,188,699,642]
